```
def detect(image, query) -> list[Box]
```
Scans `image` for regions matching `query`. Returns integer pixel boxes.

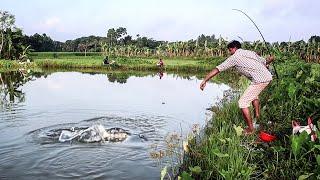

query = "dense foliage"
[0,11,30,60]
[256,60,320,179]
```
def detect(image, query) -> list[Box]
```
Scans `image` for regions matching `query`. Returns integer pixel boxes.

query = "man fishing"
[200,40,274,135]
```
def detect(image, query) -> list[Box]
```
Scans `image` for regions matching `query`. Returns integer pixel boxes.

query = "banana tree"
[0,11,15,59]
[166,43,174,57]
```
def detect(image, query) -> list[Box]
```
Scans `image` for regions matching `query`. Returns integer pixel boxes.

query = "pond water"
[0,70,230,179]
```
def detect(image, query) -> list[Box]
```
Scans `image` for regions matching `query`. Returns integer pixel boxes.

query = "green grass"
[0,59,36,72]
[30,52,102,58]
[32,57,217,71]
[179,77,256,180]
[2,52,224,72]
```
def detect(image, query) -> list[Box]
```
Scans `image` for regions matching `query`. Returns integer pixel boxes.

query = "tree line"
[1,10,320,63]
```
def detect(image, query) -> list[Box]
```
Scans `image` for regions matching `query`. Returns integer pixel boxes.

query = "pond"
[0,70,230,179]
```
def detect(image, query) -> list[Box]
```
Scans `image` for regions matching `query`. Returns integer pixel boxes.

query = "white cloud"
[36,17,65,33]
[44,17,60,28]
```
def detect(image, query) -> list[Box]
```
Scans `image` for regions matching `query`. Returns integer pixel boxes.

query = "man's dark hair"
[227,40,241,49]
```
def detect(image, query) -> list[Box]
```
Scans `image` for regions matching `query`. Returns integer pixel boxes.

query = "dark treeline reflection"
[0,71,27,104]
[0,70,49,104]
[83,70,203,84]
[107,73,130,84]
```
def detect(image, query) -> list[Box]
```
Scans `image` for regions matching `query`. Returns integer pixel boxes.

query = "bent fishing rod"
[232,9,279,79]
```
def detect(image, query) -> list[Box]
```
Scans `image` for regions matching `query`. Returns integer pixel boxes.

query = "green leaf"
[316,130,320,142]
[298,131,309,142]
[213,149,229,158]
[296,70,303,79]
[218,138,226,144]
[298,173,314,180]
[317,155,320,166]
[271,146,286,152]
[291,135,301,157]
[288,83,297,98]
[180,171,194,180]
[233,124,243,136]
[314,145,320,151]
[160,166,167,180]
[291,132,309,157]
[189,166,202,174]
[218,169,228,179]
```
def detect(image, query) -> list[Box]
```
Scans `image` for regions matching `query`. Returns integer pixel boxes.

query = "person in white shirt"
[200,40,275,135]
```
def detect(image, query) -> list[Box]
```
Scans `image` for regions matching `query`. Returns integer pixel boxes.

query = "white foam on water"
[59,124,129,143]
[59,124,128,143]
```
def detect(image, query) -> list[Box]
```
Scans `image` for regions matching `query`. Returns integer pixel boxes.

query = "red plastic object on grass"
[259,131,276,142]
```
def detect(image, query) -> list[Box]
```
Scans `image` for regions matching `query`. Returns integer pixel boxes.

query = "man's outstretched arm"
[200,68,220,90]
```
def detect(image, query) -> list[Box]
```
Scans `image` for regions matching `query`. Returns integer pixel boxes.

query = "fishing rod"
[232,9,279,79]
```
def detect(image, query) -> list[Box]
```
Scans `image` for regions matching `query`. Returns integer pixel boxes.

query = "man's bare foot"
[243,128,255,135]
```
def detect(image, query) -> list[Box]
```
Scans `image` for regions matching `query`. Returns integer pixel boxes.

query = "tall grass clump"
[0,60,35,71]
[181,91,256,179]
[0,60,18,69]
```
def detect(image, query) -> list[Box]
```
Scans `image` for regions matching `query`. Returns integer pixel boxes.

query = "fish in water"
[59,124,130,143]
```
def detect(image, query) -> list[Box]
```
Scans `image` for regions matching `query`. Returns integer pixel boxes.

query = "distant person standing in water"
[200,40,275,135]
[157,58,164,68]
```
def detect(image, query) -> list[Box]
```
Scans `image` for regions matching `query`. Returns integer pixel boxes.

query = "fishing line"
[232,9,279,79]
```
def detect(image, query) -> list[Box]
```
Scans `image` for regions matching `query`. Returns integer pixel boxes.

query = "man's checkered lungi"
[238,82,270,108]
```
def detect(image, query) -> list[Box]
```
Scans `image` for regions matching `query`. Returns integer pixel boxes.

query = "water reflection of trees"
[0,69,239,105]
[102,70,240,88]
[107,73,130,84]
[104,71,196,84]
[0,70,37,105]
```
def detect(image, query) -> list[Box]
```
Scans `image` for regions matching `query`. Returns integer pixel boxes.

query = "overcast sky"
[1,0,319,42]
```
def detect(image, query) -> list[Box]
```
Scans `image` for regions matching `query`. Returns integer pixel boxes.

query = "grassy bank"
[178,78,256,179]
[179,59,320,179]
[1,52,223,72]
[0,60,36,71]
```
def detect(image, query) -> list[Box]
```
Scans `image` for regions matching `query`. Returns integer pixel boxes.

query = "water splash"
[58,124,130,143]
